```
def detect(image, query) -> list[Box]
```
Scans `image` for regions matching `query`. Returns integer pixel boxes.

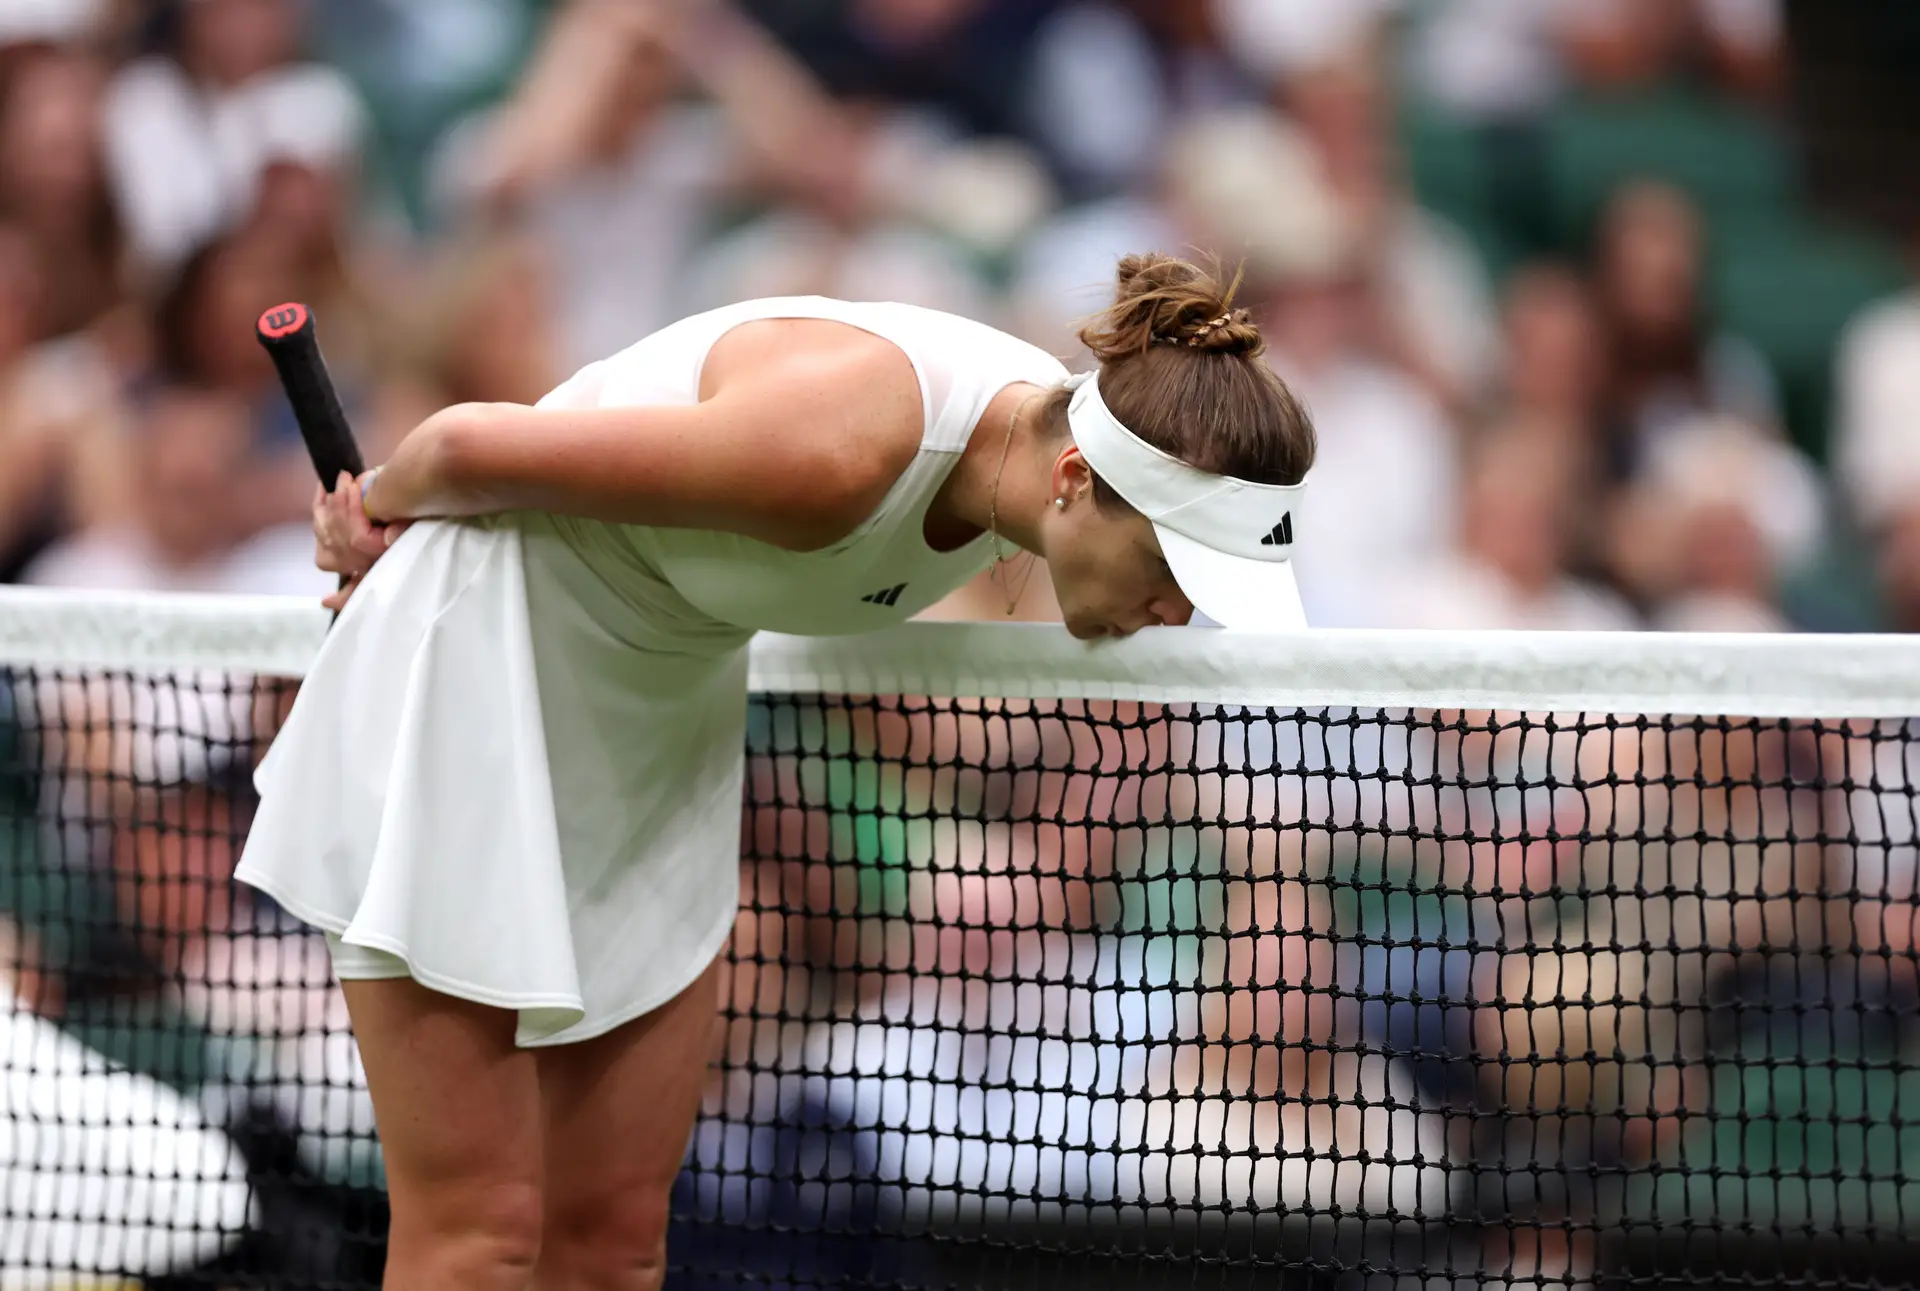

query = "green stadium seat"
[1401,106,1494,231]
[1707,212,1908,460]
[1398,107,1525,282]
[1540,86,1795,250]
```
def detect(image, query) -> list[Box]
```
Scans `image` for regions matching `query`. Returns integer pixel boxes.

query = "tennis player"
[235,253,1316,1291]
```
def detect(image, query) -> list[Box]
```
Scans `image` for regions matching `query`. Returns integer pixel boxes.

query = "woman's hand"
[314,470,410,611]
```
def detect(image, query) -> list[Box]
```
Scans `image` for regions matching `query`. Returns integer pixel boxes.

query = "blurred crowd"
[0,0,1912,636]
[4,1,1920,1288]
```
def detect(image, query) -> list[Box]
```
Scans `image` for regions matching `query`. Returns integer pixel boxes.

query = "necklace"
[988,391,1042,616]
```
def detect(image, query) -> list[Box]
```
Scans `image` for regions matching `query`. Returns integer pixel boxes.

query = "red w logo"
[257,303,309,339]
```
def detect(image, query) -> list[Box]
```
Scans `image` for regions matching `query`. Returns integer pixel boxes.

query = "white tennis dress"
[235,297,1069,1047]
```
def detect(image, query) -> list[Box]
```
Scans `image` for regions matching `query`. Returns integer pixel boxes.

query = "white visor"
[1066,372,1309,631]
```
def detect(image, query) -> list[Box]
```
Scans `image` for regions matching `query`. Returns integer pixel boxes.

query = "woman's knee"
[538,1187,672,1290]
[388,1178,547,1286]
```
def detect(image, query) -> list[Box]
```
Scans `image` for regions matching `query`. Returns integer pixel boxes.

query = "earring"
[1054,497,1066,509]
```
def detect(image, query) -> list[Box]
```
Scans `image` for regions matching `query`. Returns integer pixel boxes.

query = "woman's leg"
[340,977,546,1291]
[533,959,723,1291]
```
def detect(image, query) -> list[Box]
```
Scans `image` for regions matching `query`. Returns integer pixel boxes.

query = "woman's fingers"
[314,545,355,574]
[314,474,383,575]
[322,572,363,613]
[332,472,382,558]
[314,484,349,568]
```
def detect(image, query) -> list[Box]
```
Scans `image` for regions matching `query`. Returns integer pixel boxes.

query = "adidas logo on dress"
[1259,513,1294,547]
[861,584,908,607]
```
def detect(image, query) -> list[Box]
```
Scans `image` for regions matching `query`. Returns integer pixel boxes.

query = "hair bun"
[1080,253,1266,362]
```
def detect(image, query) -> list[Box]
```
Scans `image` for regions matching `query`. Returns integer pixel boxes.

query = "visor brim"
[1156,523,1309,631]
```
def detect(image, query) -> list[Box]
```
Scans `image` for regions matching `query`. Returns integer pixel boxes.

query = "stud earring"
[1054,497,1066,509]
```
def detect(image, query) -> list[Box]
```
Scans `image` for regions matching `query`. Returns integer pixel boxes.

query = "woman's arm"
[463,0,667,211]
[362,325,922,552]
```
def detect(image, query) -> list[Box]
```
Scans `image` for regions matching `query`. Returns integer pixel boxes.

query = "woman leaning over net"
[233,254,1316,1291]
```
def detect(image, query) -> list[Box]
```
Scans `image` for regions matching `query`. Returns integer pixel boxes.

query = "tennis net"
[1,585,1917,1290]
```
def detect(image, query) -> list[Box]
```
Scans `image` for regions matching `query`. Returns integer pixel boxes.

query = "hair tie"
[1184,312,1238,347]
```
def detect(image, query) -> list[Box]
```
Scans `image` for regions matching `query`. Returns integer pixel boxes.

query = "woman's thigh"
[339,976,545,1233]
[535,960,723,1253]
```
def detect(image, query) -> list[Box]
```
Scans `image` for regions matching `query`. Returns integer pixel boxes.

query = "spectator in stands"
[1880,508,1920,636]
[1400,0,1576,124]
[148,224,403,532]
[405,230,561,412]
[1591,180,1782,473]
[1401,0,1784,123]
[1496,263,1608,443]
[1558,0,1784,103]
[1393,423,1637,630]
[0,46,122,339]
[436,0,845,369]
[1605,412,1825,631]
[101,0,372,282]
[0,912,256,1281]
[675,114,1002,323]
[439,0,1039,367]
[1114,0,1247,125]
[1258,224,1463,627]
[736,0,1172,202]
[0,221,128,584]
[1217,4,1501,414]
[1833,226,1920,558]
[232,76,398,370]
[19,381,327,596]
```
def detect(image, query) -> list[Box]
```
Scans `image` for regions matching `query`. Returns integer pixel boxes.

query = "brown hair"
[1043,253,1315,504]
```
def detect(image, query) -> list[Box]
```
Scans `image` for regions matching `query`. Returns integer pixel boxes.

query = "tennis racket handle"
[256,302,365,488]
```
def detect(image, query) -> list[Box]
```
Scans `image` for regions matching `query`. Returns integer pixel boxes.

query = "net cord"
[2,584,1916,717]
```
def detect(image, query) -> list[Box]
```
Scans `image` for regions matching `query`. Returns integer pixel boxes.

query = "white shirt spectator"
[1834,291,1920,532]
[1282,358,1462,628]
[1211,0,1401,81]
[1006,197,1179,351]
[1639,412,1825,575]
[434,104,738,372]
[0,0,104,45]
[1384,204,1504,399]
[21,521,331,598]
[1389,556,1638,632]
[678,212,993,324]
[1651,590,1792,633]
[1,980,255,1277]
[1022,3,1170,195]
[1404,0,1573,120]
[101,59,369,273]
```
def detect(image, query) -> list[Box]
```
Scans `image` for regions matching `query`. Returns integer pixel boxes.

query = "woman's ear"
[1050,445,1094,508]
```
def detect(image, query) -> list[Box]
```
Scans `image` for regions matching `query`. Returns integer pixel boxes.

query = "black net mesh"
[2,662,1917,1289]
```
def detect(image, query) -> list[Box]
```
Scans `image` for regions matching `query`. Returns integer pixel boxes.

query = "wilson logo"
[257,303,309,339]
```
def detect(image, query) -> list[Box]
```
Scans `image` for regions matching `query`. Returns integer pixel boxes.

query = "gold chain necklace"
[988,391,1042,616]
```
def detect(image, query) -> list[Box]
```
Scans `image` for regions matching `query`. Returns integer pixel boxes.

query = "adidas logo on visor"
[861,583,908,607]
[1259,513,1294,548]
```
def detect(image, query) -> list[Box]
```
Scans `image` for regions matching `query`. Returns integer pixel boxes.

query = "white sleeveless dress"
[234,297,1069,1047]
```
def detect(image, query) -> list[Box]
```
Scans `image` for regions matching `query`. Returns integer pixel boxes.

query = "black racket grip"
[256,302,364,488]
